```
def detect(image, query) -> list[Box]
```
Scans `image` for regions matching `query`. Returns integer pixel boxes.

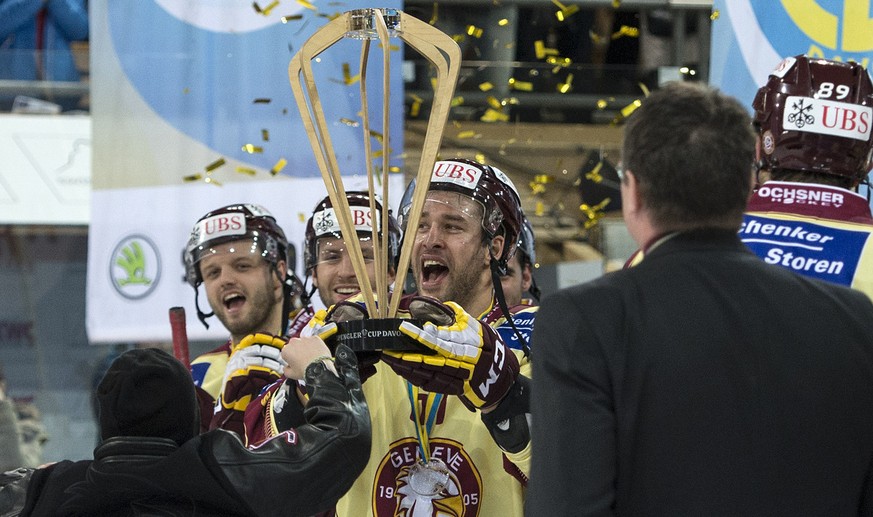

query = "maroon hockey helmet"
[752,55,873,183]
[421,159,523,266]
[303,191,401,271]
[184,203,289,288]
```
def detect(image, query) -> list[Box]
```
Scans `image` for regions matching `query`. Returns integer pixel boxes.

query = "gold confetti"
[486,96,502,110]
[342,63,361,85]
[534,40,559,59]
[479,108,509,122]
[261,129,270,141]
[183,173,202,182]
[535,200,545,217]
[534,174,553,184]
[253,98,271,104]
[612,25,640,39]
[281,15,303,23]
[252,2,262,13]
[368,130,384,143]
[451,34,466,43]
[585,161,604,183]
[475,153,486,163]
[271,158,288,176]
[429,2,438,25]
[597,98,608,109]
[479,82,494,92]
[450,96,465,107]
[242,144,264,154]
[260,0,279,15]
[389,166,401,173]
[457,130,477,139]
[297,0,317,10]
[498,19,509,26]
[183,87,190,94]
[558,73,574,93]
[466,25,483,38]
[638,82,651,97]
[580,199,610,229]
[236,167,257,176]
[711,10,720,21]
[205,158,226,172]
[340,118,360,127]
[410,98,422,117]
[612,0,621,7]
[204,177,222,186]
[621,99,643,118]
[508,78,533,91]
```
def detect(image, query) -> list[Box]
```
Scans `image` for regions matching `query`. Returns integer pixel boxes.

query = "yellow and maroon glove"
[383,296,519,411]
[211,333,286,434]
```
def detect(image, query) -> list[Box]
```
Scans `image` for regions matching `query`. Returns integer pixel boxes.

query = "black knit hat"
[97,348,199,446]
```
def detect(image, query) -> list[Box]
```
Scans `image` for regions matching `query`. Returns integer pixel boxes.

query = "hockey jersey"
[741,181,873,300]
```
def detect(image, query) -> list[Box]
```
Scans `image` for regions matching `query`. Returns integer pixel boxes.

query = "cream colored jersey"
[335,350,531,517]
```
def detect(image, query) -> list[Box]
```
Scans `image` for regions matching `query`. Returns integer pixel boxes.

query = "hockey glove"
[383,296,519,411]
[220,333,286,412]
[301,297,378,382]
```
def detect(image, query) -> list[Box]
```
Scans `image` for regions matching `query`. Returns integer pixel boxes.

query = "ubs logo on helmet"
[110,234,161,300]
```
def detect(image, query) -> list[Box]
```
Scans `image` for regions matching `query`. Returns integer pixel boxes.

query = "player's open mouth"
[224,293,246,311]
[421,259,449,287]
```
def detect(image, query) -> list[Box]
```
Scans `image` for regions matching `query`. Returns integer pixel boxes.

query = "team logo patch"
[783,96,872,141]
[762,130,775,155]
[193,212,247,245]
[313,206,376,236]
[372,437,483,516]
[110,234,161,300]
[431,161,484,191]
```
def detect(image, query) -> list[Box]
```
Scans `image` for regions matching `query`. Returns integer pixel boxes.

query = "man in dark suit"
[527,81,873,516]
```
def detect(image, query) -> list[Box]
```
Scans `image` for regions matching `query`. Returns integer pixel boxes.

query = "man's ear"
[521,264,532,292]
[489,235,505,262]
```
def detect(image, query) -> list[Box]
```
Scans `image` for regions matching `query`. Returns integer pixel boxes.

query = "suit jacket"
[527,229,873,516]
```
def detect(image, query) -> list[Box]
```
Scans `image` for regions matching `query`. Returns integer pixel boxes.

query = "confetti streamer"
[297,0,317,10]
[481,109,509,122]
[281,15,303,23]
[271,158,288,176]
[260,0,279,16]
[242,144,264,154]
[205,158,226,172]
[183,173,202,182]
[253,98,271,104]
[508,78,533,91]
[236,167,257,176]
[466,25,483,38]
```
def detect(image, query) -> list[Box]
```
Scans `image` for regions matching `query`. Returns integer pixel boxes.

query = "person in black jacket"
[0,337,370,517]
[527,81,873,515]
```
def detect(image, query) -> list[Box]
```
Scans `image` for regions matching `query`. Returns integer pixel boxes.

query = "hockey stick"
[169,306,191,370]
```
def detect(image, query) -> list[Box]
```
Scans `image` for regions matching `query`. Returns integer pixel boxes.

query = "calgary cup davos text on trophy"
[289,8,461,351]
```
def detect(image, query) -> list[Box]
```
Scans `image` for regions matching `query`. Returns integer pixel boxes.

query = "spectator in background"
[0,0,89,112]
[0,0,88,82]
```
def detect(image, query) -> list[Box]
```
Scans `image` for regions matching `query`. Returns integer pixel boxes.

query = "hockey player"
[184,204,295,435]
[742,55,873,300]
[243,192,400,446]
[317,159,534,516]
[500,215,541,307]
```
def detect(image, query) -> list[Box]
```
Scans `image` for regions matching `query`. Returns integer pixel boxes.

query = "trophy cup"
[289,8,461,352]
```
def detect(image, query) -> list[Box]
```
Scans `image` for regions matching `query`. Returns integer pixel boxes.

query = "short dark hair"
[622,82,756,231]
